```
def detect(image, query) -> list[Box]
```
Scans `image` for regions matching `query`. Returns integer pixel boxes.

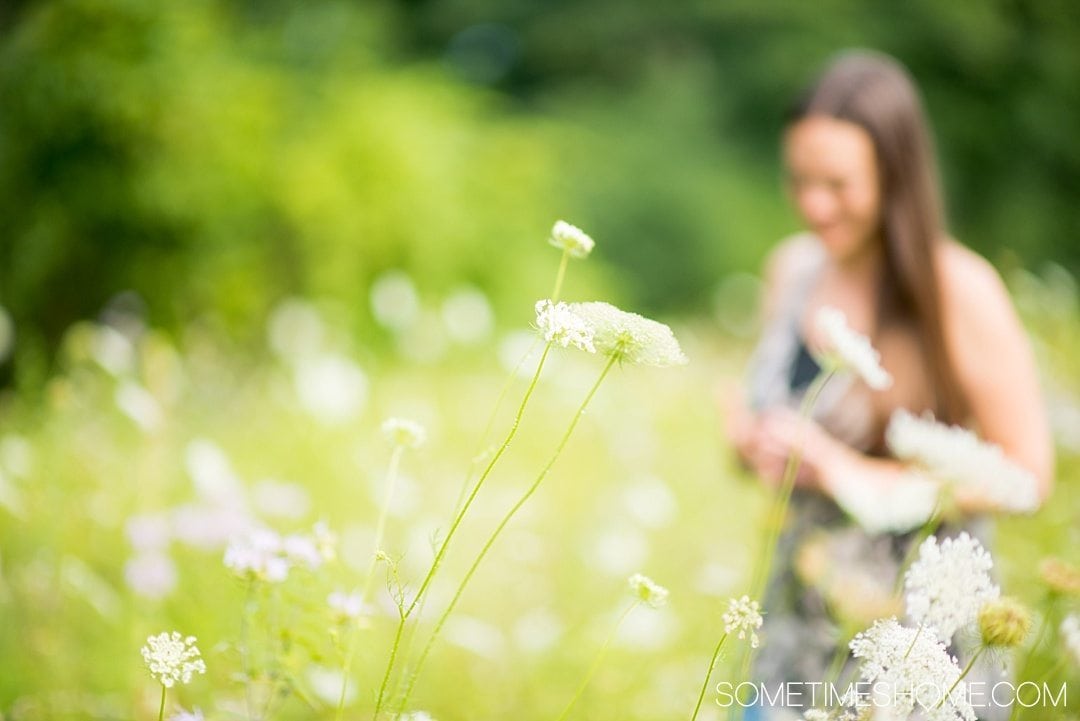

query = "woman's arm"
[938,244,1055,502]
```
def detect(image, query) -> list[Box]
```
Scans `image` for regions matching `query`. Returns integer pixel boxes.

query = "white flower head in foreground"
[568,302,687,367]
[1062,614,1080,666]
[850,618,975,721]
[627,573,669,609]
[815,307,892,390]
[169,708,205,721]
[886,409,1040,512]
[723,595,763,648]
[549,220,595,259]
[382,417,427,449]
[534,300,595,353]
[141,632,207,688]
[905,532,999,643]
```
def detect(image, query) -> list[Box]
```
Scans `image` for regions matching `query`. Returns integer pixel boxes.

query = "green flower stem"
[556,600,639,721]
[551,248,570,303]
[373,343,554,720]
[453,337,543,515]
[394,354,619,714]
[689,633,728,721]
[1009,597,1056,721]
[157,684,166,721]
[823,625,857,687]
[893,497,945,596]
[903,623,924,660]
[360,445,406,606]
[734,368,834,721]
[747,368,835,602]
[937,646,984,709]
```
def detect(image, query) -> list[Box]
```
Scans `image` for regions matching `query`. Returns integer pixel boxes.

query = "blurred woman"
[725,50,1053,720]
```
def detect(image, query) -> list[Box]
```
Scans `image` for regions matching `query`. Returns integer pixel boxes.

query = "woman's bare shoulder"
[936,240,1011,314]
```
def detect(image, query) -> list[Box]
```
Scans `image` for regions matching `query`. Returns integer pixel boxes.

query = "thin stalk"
[823,626,856,687]
[893,499,944,596]
[734,368,834,721]
[453,337,543,515]
[551,249,570,303]
[157,685,166,721]
[937,647,984,709]
[689,633,728,721]
[373,343,554,719]
[555,601,639,721]
[395,354,619,713]
[360,446,406,605]
[903,623,924,660]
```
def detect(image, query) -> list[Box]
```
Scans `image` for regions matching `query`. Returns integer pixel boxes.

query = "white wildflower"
[849,618,975,721]
[815,307,892,390]
[313,520,337,561]
[224,529,290,582]
[549,220,595,258]
[904,533,999,643]
[722,595,763,648]
[282,533,323,570]
[886,409,1040,512]
[382,418,427,448]
[328,590,365,621]
[627,573,669,609]
[168,708,205,721]
[1062,614,1080,666]
[141,632,206,688]
[397,711,437,721]
[568,301,687,366]
[115,381,164,432]
[124,552,178,600]
[294,353,368,425]
[534,300,595,353]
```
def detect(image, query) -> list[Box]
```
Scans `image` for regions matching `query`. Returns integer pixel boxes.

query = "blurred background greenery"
[1,1,1079,719]
[1,0,1079,380]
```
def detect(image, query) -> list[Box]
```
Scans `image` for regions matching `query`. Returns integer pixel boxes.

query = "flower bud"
[978,597,1031,648]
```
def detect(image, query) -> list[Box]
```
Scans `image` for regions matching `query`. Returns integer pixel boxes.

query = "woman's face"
[783,116,883,262]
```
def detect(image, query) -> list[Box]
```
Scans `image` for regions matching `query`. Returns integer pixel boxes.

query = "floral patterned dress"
[743,235,1007,721]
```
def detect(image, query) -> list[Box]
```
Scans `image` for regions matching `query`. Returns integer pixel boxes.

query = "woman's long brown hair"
[787,50,965,423]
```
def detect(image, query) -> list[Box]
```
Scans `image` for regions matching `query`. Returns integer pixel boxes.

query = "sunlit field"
[0,252,1078,720]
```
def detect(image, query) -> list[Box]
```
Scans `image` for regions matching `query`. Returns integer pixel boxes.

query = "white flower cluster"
[548,220,595,259]
[141,632,207,688]
[569,301,687,367]
[627,573,669,609]
[814,307,892,390]
[886,409,1040,512]
[382,417,427,449]
[534,300,596,353]
[722,595,763,648]
[1062,614,1080,666]
[904,533,1000,643]
[328,590,365,621]
[849,618,975,721]
[223,524,333,583]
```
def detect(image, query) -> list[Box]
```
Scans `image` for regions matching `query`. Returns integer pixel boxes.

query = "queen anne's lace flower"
[815,307,892,390]
[904,533,1000,643]
[548,220,595,258]
[224,529,289,582]
[627,573,668,608]
[722,595,763,648]
[568,302,687,367]
[141,632,207,688]
[329,590,365,620]
[382,418,427,449]
[886,409,1040,512]
[534,300,596,353]
[850,618,975,721]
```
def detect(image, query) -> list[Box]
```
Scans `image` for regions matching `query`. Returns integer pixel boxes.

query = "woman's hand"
[752,407,851,492]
